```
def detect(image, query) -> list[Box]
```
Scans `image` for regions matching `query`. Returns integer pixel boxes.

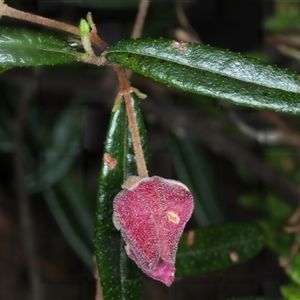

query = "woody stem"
[115,66,148,178]
[0,3,108,50]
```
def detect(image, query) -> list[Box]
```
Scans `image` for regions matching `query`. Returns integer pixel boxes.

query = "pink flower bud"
[113,176,194,286]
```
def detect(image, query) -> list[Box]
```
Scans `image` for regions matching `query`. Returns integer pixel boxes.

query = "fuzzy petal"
[113,176,194,286]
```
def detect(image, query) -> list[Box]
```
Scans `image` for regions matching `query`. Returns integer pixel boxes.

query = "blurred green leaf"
[94,93,149,300]
[107,38,300,114]
[266,194,294,221]
[25,103,94,269]
[239,192,293,221]
[259,220,293,257]
[58,173,94,242]
[0,27,77,67]
[281,282,300,300]
[169,133,223,226]
[264,3,300,32]
[265,145,299,182]
[27,104,84,192]
[176,223,266,276]
[0,67,10,73]
[288,253,300,285]
[43,176,94,270]
[27,105,50,149]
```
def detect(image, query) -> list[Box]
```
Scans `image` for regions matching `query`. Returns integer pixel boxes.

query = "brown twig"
[131,0,150,39]
[0,2,108,50]
[13,81,42,300]
[125,0,150,79]
[115,65,149,178]
[175,1,201,43]
[261,110,300,150]
[1,0,146,176]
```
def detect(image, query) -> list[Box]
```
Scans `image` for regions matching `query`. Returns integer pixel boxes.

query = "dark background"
[0,1,292,299]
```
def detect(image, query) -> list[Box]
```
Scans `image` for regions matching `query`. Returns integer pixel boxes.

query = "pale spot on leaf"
[229,251,239,263]
[171,40,188,53]
[103,153,117,170]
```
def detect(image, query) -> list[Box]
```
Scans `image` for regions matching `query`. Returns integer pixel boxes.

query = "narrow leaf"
[43,181,94,270]
[107,38,300,114]
[27,104,84,192]
[281,283,300,300]
[0,27,77,67]
[169,133,224,226]
[58,174,94,244]
[94,94,149,300]
[176,223,266,276]
[288,253,300,284]
[0,67,10,73]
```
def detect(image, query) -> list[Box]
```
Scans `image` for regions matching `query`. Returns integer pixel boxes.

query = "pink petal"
[113,176,194,286]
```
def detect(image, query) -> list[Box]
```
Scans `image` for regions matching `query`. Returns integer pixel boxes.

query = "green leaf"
[58,173,94,243]
[288,253,300,285]
[259,219,293,257]
[94,94,149,300]
[106,38,300,114]
[239,192,293,221]
[26,104,84,192]
[43,175,94,270]
[264,4,300,32]
[168,133,224,226]
[281,283,300,300]
[0,67,10,74]
[176,223,266,276]
[0,27,77,67]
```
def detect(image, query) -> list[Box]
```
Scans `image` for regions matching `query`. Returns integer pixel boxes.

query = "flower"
[113,176,194,286]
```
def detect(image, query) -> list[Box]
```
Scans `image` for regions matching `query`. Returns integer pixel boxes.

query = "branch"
[0,2,108,50]
[115,65,148,178]
[261,110,300,150]
[131,0,150,39]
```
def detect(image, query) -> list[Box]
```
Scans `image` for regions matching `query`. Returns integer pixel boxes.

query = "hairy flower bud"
[113,176,194,286]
